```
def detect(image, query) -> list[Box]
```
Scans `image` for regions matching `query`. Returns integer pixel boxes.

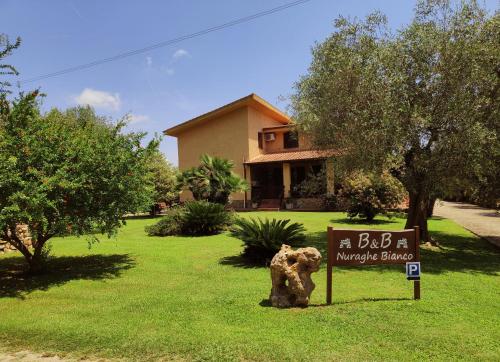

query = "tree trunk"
[405,191,430,243]
[4,226,49,274]
[427,197,437,217]
[27,254,44,274]
[27,239,47,275]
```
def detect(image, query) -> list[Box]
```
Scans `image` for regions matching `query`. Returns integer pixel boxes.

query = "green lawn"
[0,212,499,361]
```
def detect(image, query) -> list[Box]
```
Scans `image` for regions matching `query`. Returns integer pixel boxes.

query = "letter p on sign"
[406,262,421,280]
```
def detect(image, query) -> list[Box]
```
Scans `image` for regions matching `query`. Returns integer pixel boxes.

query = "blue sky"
[2,0,497,165]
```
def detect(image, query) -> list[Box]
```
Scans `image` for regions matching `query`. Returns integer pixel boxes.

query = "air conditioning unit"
[264,133,276,141]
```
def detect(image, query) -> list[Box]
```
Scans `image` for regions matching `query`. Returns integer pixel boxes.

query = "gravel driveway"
[434,200,500,248]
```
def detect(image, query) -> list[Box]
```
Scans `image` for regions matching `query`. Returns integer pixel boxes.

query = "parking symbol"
[406,262,421,280]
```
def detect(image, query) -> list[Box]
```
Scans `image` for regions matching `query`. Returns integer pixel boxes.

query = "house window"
[258,132,263,149]
[284,131,299,149]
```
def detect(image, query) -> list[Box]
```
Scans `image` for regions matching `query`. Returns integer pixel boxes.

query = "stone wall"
[0,225,32,254]
[285,197,326,211]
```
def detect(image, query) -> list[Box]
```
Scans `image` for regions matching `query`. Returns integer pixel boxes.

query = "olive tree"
[292,0,499,241]
[0,94,158,273]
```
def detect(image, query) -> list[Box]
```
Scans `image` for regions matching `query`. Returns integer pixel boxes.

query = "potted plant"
[285,198,295,210]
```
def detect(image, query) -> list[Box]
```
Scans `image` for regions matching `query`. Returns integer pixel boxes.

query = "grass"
[0,212,499,361]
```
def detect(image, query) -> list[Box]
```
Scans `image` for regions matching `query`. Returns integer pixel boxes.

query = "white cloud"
[146,56,153,67]
[172,49,190,60]
[165,67,175,75]
[74,88,121,111]
[127,113,150,124]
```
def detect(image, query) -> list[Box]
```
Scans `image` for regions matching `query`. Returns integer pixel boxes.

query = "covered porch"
[244,150,336,210]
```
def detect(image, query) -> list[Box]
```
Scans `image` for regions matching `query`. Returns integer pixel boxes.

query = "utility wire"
[21,0,312,84]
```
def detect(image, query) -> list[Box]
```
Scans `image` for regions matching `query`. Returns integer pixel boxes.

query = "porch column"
[326,158,335,196]
[283,162,291,198]
[244,164,252,205]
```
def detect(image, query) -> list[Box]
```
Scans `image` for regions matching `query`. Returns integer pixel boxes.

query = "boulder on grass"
[269,244,322,308]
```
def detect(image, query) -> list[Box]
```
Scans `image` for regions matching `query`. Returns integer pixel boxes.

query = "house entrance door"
[250,164,284,200]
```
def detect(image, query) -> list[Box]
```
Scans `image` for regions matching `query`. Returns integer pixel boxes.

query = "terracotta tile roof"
[244,149,338,164]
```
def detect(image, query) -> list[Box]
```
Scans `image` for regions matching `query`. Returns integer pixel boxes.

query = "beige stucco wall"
[176,107,249,202]
[247,107,284,159]
[176,105,285,203]
[262,129,313,153]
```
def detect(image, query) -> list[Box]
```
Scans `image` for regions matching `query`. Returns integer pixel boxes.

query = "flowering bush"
[343,172,406,221]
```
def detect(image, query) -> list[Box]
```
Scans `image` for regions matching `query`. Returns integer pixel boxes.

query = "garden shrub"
[180,201,233,236]
[293,168,326,197]
[230,217,306,265]
[343,172,406,221]
[145,208,184,236]
[145,201,232,236]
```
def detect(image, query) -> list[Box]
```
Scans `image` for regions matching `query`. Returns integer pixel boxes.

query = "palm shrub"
[179,154,248,205]
[180,201,233,236]
[231,217,306,265]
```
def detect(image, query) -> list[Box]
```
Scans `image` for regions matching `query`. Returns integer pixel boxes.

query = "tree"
[0,97,158,273]
[0,34,21,94]
[292,0,499,242]
[147,150,179,214]
[179,154,248,205]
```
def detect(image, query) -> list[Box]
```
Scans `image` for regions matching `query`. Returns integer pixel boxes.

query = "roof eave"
[164,93,290,137]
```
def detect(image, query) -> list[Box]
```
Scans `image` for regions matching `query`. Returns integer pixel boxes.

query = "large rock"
[269,244,322,308]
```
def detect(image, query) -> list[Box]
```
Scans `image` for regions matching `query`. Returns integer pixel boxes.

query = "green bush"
[343,172,406,221]
[145,208,184,236]
[292,168,326,197]
[145,201,232,236]
[180,201,233,236]
[230,218,306,265]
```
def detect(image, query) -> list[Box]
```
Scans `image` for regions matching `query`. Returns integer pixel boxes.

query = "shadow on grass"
[222,229,500,275]
[332,217,399,226]
[219,255,266,269]
[259,297,412,308]
[124,214,163,220]
[0,254,135,299]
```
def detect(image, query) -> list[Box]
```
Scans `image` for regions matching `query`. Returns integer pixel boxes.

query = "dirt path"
[0,350,109,362]
[0,351,70,362]
[434,200,500,247]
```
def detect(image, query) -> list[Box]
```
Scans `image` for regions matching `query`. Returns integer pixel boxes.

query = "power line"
[21,0,313,84]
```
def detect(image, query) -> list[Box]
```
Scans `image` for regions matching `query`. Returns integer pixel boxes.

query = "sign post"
[326,226,421,304]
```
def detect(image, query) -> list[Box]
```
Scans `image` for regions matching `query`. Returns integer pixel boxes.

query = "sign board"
[406,262,421,280]
[326,226,421,304]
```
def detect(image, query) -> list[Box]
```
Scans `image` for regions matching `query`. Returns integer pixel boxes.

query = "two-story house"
[164,93,335,210]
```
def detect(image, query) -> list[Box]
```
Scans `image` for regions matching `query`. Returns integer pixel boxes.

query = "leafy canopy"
[146,150,179,206]
[0,94,158,272]
[292,0,499,239]
[0,34,21,94]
